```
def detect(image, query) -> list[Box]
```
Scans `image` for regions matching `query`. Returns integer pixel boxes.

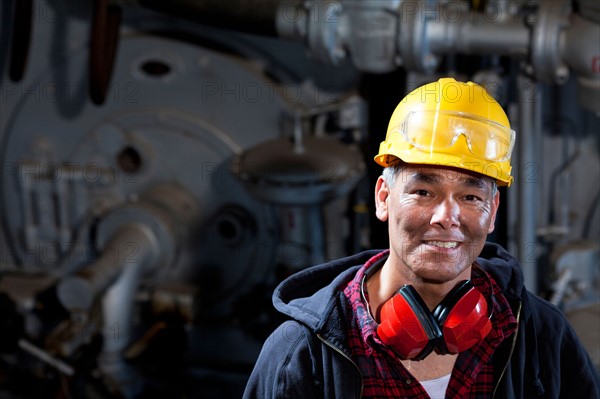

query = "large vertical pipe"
[514,75,542,294]
[97,252,153,398]
[57,222,159,397]
[59,184,193,397]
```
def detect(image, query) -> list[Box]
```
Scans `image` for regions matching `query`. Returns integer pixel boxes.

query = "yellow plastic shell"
[374,78,514,186]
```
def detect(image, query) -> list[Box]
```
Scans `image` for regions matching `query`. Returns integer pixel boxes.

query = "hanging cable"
[89,0,122,105]
[7,0,33,82]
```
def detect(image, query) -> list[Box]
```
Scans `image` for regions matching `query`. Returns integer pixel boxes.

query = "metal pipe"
[429,15,529,57]
[133,0,599,115]
[56,223,159,312]
[562,14,600,115]
[18,339,75,376]
[97,224,159,398]
[98,252,148,352]
[484,0,515,23]
[52,184,194,396]
[515,75,542,294]
[280,205,326,268]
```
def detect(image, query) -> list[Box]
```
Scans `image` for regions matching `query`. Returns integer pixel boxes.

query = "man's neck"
[365,258,472,319]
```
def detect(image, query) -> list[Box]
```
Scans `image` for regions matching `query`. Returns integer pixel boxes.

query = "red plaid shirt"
[343,250,518,398]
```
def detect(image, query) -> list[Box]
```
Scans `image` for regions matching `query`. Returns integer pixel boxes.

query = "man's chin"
[411,262,472,283]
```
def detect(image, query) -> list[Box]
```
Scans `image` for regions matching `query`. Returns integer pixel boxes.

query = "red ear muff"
[377,280,492,360]
[434,282,492,354]
[378,285,442,360]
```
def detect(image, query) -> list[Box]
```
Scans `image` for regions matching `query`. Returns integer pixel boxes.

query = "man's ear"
[487,190,501,234]
[375,176,390,222]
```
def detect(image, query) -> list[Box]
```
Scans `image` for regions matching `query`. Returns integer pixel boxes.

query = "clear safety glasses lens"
[393,110,515,162]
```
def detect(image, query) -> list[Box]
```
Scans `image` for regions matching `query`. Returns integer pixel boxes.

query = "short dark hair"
[382,161,498,195]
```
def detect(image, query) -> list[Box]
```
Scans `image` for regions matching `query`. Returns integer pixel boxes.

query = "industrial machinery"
[0,0,598,397]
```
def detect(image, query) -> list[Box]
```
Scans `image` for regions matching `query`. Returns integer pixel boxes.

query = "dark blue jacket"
[244,243,600,398]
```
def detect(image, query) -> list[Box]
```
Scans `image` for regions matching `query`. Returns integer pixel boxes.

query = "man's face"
[375,164,500,284]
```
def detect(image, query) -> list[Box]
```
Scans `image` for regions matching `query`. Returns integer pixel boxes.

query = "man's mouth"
[425,241,459,249]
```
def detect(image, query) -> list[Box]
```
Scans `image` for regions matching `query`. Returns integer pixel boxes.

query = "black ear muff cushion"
[396,286,441,360]
[399,286,442,341]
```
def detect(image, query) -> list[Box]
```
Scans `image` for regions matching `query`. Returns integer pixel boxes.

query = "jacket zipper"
[492,301,522,398]
[316,333,364,399]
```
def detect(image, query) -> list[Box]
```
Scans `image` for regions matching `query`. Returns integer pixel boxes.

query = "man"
[243,78,600,398]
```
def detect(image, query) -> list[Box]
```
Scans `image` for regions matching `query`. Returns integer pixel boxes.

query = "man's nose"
[430,198,460,229]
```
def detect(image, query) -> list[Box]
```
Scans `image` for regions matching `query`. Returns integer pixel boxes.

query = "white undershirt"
[420,373,451,399]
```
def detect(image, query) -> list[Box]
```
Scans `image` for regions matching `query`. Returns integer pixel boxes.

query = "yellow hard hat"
[374,77,515,186]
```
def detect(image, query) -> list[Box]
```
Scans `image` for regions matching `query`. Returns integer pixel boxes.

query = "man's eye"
[464,194,480,201]
[414,190,430,196]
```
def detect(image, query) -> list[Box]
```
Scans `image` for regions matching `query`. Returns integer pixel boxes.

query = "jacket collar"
[273,250,381,331]
[273,243,526,332]
[476,242,526,301]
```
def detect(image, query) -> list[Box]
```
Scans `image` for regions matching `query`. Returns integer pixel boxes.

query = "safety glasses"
[391,110,516,162]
